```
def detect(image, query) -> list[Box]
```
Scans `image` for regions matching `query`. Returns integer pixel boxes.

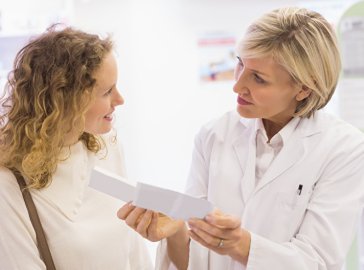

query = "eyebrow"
[236,56,243,64]
[236,55,269,77]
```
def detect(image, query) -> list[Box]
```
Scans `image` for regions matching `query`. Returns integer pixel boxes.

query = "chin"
[98,127,113,134]
[237,106,256,119]
[85,126,112,135]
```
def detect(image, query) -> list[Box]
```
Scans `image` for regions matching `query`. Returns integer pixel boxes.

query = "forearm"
[167,224,190,270]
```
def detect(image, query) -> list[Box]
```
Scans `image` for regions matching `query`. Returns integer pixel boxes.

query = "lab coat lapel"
[254,119,317,193]
[256,136,303,192]
[232,121,256,203]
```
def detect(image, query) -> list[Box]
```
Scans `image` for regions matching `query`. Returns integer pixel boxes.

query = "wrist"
[233,229,251,265]
[167,223,189,245]
[167,224,190,270]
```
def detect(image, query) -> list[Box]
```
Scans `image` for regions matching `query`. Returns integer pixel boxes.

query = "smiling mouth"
[104,112,113,120]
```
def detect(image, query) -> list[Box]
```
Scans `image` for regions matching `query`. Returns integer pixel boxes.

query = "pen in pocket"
[297,184,303,195]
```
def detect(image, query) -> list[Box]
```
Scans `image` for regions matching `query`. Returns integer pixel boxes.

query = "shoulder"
[0,167,24,208]
[0,167,19,193]
[306,111,364,143]
[301,112,364,160]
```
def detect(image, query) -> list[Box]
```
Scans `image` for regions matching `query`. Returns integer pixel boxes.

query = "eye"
[236,56,244,68]
[234,56,244,81]
[104,88,113,96]
[253,73,266,84]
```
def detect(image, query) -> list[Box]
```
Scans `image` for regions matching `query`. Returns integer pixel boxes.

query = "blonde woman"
[118,7,364,270]
[0,27,152,269]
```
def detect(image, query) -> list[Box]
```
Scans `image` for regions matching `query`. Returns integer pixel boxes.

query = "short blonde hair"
[238,7,341,117]
[0,26,113,189]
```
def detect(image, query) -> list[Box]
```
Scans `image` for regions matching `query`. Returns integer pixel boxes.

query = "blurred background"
[1,0,363,268]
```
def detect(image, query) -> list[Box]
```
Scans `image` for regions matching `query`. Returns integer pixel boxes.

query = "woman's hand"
[117,202,185,242]
[188,209,251,265]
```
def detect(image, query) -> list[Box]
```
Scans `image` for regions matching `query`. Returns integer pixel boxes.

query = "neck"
[262,117,292,140]
[63,132,81,146]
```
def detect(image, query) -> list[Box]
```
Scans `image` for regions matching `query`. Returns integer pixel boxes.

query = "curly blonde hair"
[0,26,113,189]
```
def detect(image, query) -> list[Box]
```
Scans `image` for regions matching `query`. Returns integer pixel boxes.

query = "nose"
[112,89,124,107]
[233,65,247,94]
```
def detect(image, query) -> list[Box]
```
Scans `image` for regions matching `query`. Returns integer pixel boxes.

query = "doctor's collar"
[239,117,251,127]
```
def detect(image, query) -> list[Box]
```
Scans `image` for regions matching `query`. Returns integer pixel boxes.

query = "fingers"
[189,229,229,255]
[135,210,153,238]
[189,224,225,248]
[125,207,147,228]
[117,204,163,241]
[190,221,251,264]
[117,202,135,220]
[145,212,162,242]
[117,203,149,230]
[188,210,244,255]
[205,212,241,229]
[149,212,159,231]
[188,218,235,240]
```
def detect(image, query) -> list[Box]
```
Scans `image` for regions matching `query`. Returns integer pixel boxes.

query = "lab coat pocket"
[274,191,311,239]
[276,191,310,211]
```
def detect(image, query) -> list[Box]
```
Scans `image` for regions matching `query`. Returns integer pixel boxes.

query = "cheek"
[85,107,98,121]
[84,107,103,133]
[84,105,104,127]
[251,90,285,113]
[256,85,295,104]
[85,99,108,118]
[250,87,273,104]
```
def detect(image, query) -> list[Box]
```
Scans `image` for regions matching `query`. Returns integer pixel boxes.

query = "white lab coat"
[156,110,364,270]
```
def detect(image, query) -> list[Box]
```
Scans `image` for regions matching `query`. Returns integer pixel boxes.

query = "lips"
[104,111,114,121]
[237,96,252,105]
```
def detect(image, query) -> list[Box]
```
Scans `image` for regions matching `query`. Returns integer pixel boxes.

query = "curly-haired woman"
[0,26,152,270]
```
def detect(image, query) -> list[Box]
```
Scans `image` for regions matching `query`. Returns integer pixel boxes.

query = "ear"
[296,85,312,101]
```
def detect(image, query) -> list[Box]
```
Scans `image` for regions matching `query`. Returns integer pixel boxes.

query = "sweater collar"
[33,141,96,221]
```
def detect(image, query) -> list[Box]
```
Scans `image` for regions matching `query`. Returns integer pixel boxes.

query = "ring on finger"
[217,238,224,248]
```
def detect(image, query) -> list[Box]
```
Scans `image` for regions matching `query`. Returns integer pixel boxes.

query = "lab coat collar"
[238,113,321,138]
[235,114,322,203]
[33,141,96,221]
[299,112,323,137]
[254,114,322,195]
[255,117,301,147]
[239,117,251,128]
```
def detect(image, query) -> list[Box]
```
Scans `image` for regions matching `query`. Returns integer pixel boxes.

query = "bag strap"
[12,170,56,270]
